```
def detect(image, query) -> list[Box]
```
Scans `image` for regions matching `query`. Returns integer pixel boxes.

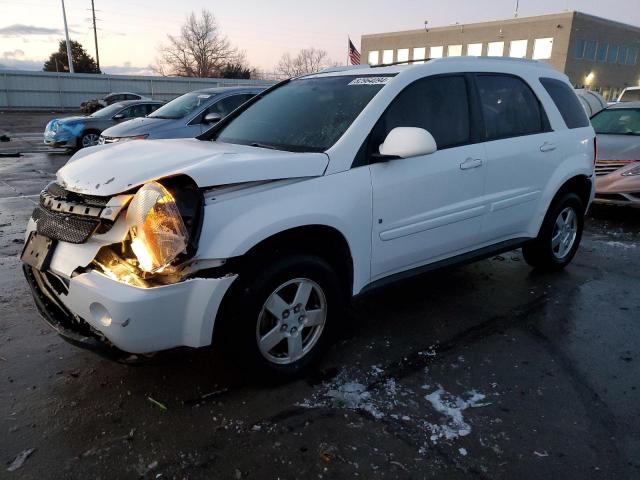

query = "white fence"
[0,70,275,110]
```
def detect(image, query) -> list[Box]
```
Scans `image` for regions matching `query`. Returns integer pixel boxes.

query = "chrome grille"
[99,135,119,144]
[32,205,100,244]
[595,160,634,176]
[32,182,111,244]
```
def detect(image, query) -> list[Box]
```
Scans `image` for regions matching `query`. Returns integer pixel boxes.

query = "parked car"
[591,102,640,207]
[617,86,640,103]
[81,92,151,114]
[44,100,164,149]
[575,88,607,117]
[98,87,265,144]
[23,57,595,376]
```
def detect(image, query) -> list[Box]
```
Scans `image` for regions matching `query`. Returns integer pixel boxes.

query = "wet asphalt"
[0,113,639,479]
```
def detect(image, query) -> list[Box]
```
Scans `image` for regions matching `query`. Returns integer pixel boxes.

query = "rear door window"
[540,77,590,127]
[372,75,471,150]
[476,74,546,140]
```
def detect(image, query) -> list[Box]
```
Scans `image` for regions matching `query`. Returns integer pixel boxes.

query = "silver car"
[99,87,265,144]
[44,100,164,149]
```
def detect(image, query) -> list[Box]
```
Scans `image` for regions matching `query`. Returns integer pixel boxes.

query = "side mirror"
[378,127,437,159]
[202,112,222,124]
[113,113,125,121]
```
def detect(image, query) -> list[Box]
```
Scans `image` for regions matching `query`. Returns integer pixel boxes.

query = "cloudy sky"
[1,0,639,75]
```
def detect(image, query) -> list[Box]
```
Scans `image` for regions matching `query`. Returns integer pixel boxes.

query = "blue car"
[99,86,265,144]
[44,100,164,149]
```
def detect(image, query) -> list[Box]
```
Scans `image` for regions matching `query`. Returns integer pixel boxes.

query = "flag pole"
[347,36,350,65]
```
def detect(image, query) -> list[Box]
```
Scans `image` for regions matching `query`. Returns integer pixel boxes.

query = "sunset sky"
[1,0,639,75]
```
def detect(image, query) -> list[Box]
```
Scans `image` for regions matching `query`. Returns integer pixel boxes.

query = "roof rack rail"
[318,65,371,74]
[372,58,431,67]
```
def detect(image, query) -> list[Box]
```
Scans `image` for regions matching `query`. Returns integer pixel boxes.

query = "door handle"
[540,142,557,152]
[460,158,483,170]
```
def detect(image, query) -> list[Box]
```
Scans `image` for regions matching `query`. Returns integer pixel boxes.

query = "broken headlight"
[126,181,189,273]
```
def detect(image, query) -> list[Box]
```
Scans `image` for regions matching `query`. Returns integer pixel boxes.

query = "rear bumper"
[24,264,237,355]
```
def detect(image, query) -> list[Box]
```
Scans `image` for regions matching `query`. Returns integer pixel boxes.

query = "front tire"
[78,131,100,149]
[522,192,584,271]
[223,253,344,378]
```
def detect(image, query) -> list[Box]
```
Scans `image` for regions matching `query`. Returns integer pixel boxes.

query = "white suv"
[22,58,595,376]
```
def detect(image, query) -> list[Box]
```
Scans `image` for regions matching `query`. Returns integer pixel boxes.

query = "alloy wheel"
[256,278,327,365]
[81,133,100,147]
[551,206,578,259]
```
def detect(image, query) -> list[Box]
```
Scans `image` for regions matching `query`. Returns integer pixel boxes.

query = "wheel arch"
[230,224,354,298]
[533,173,592,237]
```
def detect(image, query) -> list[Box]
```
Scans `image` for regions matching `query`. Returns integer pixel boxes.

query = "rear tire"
[522,192,584,271]
[220,252,345,379]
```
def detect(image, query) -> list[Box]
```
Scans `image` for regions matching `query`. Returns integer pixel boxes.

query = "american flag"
[348,38,361,65]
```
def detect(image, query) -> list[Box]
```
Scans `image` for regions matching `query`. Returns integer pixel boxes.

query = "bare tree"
[155,10,238,77]
[276,48,335,77]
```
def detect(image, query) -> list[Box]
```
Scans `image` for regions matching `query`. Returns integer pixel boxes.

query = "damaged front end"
[90,176,207,288]
[23,176,236,356]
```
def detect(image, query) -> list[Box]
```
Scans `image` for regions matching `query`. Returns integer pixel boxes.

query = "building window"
[627,48,638,65]
[596,43,608,63]
[368,51,379,65]
[467,43,482,56]
[397,48,409,64]
[533,38,553,60]
[382,49,394,65]
[584,40,597,60]
[487,41,504,56]
[413,47,426,63]
[574,39,585,59]
[509,39,528,58]
[448,44,462,57]
[618,46,628,65]
[430,46,444,58]
[608,45,619,63]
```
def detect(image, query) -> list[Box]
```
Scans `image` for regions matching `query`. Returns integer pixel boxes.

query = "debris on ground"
[148,397,167,411]
[6,448,35,472]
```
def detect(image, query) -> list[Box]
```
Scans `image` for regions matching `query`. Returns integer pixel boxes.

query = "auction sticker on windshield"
[348,77,391,86]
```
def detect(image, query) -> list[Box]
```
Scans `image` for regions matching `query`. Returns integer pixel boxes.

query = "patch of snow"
[424,386,491,443]
[297,369,490,447]
[602,241,637,249]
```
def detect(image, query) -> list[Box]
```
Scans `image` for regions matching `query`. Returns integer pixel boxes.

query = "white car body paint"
[25,57,595,355]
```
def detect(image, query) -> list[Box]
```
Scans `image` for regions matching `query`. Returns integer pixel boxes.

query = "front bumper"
[24,263,237,355]
[44,137,76,149]
[593,192,640,208]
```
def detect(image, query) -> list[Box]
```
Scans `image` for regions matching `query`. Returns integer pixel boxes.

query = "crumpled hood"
[57,138,329,196]
[102,117,167,137]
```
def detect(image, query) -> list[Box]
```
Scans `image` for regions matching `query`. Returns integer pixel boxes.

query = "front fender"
[196,168,373,294]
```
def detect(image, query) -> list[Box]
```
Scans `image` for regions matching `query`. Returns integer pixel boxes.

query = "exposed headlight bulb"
[126,182,188,273]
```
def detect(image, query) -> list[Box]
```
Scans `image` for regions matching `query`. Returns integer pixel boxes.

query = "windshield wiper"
[250,142,277,150]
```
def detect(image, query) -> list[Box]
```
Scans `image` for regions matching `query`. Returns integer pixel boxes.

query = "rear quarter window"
[540,78,590,128]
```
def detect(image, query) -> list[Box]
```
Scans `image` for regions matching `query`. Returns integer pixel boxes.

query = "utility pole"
[61,0,74,73]
[91,0,100,71]
[514,0,519,18]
